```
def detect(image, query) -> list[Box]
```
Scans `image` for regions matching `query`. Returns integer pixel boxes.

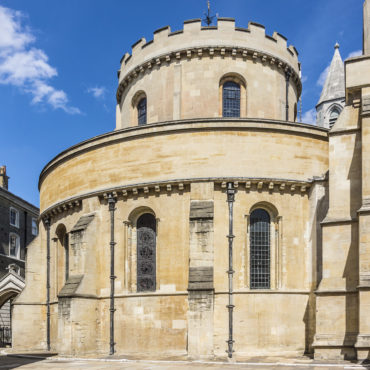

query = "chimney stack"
[0,166,9,190]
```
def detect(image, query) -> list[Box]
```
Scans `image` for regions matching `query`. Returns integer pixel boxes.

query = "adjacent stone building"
[0,166,39,346]
[12,0,370,362]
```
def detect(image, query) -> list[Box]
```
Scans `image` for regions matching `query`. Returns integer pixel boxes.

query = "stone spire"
[317,44,345,106]
[364,0,370,55]
[316,44,345,128]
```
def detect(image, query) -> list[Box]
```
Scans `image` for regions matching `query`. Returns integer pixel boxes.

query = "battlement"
[117,18,301,103]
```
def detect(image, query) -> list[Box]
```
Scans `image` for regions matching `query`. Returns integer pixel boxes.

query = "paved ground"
[1,355,369,370]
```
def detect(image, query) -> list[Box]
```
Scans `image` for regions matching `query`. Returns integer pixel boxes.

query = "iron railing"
[0,327,11,347]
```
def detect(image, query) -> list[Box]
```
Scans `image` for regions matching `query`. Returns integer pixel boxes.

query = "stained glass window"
[137,213,156,292]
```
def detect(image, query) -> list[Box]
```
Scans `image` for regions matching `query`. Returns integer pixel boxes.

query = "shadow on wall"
[303,178,329,355]
[341,135,362,360]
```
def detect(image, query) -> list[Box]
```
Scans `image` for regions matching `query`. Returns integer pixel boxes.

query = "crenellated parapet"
[116,18,301,103]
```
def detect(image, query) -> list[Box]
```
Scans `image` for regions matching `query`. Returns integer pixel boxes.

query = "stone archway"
[0,271,25,347]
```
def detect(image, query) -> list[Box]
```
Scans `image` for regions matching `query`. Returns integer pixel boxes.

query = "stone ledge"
[355,335,370,348]
[58,275,83,298]
[313,333,357,348]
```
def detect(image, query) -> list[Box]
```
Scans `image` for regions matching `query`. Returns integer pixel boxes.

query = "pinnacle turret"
[317,44,345,106]
[316,44,345,128]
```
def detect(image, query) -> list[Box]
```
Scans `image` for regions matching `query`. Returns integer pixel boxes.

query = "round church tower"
[13,18,329,359]
[116,18,301,127]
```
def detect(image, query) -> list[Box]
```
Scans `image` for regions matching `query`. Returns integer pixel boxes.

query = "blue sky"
[0,0,364,207]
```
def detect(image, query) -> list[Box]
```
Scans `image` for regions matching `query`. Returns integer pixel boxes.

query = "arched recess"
[326,103,342,129]
[294,102,298,122]
[55,224,69,293]
[219,73,247,118]
[246,202,282,290]
[131,90,147,126]
[125,207,158,293]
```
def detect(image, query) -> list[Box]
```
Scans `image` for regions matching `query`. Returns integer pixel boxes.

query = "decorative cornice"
[116,44,301,103]
[41,177,313,221]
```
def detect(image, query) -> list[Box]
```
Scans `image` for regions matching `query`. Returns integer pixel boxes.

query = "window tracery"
[136,213,156,292]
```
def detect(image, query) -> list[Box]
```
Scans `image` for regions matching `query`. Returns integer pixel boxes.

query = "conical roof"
[317,43,345,106]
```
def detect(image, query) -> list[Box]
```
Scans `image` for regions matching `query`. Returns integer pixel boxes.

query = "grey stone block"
[71,214,95,233]
[189,201,214,220]
[58,274,84,297]
[188,266,213,290]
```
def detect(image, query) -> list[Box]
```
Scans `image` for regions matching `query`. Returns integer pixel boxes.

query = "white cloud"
[301,75,308,83]
[0,7,33,51]
[346,50,362,59]
[302,108,316,125]
[87,86,106,99]
[317,65,330,87]
[0,5,80,114]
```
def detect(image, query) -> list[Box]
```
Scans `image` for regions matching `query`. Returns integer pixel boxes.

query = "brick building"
[0,166,39,346]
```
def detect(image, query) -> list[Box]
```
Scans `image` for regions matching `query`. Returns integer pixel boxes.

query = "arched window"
[137,213,156,292]
[137,97,147,125]
[223,81,240,117]
[329,107,340,128]
[250,209,270,289]
[64,233,69,281]
[56,224,69,288]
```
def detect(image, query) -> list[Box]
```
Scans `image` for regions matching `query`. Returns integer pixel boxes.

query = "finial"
[334,42,340,49]
[203,0,216,26]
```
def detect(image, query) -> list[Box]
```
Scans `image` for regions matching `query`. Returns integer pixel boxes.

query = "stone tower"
[316,43,345,129]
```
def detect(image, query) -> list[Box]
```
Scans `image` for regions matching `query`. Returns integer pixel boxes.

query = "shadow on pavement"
[0,353,57,369]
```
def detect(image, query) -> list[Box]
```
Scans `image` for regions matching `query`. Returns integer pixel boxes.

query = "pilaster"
[187,182,214,359]
[313,103,361,360]
[356,87,370,361]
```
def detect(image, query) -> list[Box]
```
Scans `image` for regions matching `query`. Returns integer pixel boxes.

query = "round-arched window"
[222,81,240,117]
[137,213,156,292]
[137,97,147,125]
[250,209,270,289]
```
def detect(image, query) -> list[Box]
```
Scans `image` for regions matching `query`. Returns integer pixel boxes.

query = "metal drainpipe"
[44,217,51,351]
[285,69,291,121]
[108,194,116,356]
[226,182,235,358]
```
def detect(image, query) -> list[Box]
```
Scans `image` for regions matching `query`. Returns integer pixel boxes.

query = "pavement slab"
[1,356,369,370]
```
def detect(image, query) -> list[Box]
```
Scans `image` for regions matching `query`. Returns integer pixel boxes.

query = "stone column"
[356,87,370,361]
[364,0,370,55]
[173,64,182,120]
[187,182,214,359]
